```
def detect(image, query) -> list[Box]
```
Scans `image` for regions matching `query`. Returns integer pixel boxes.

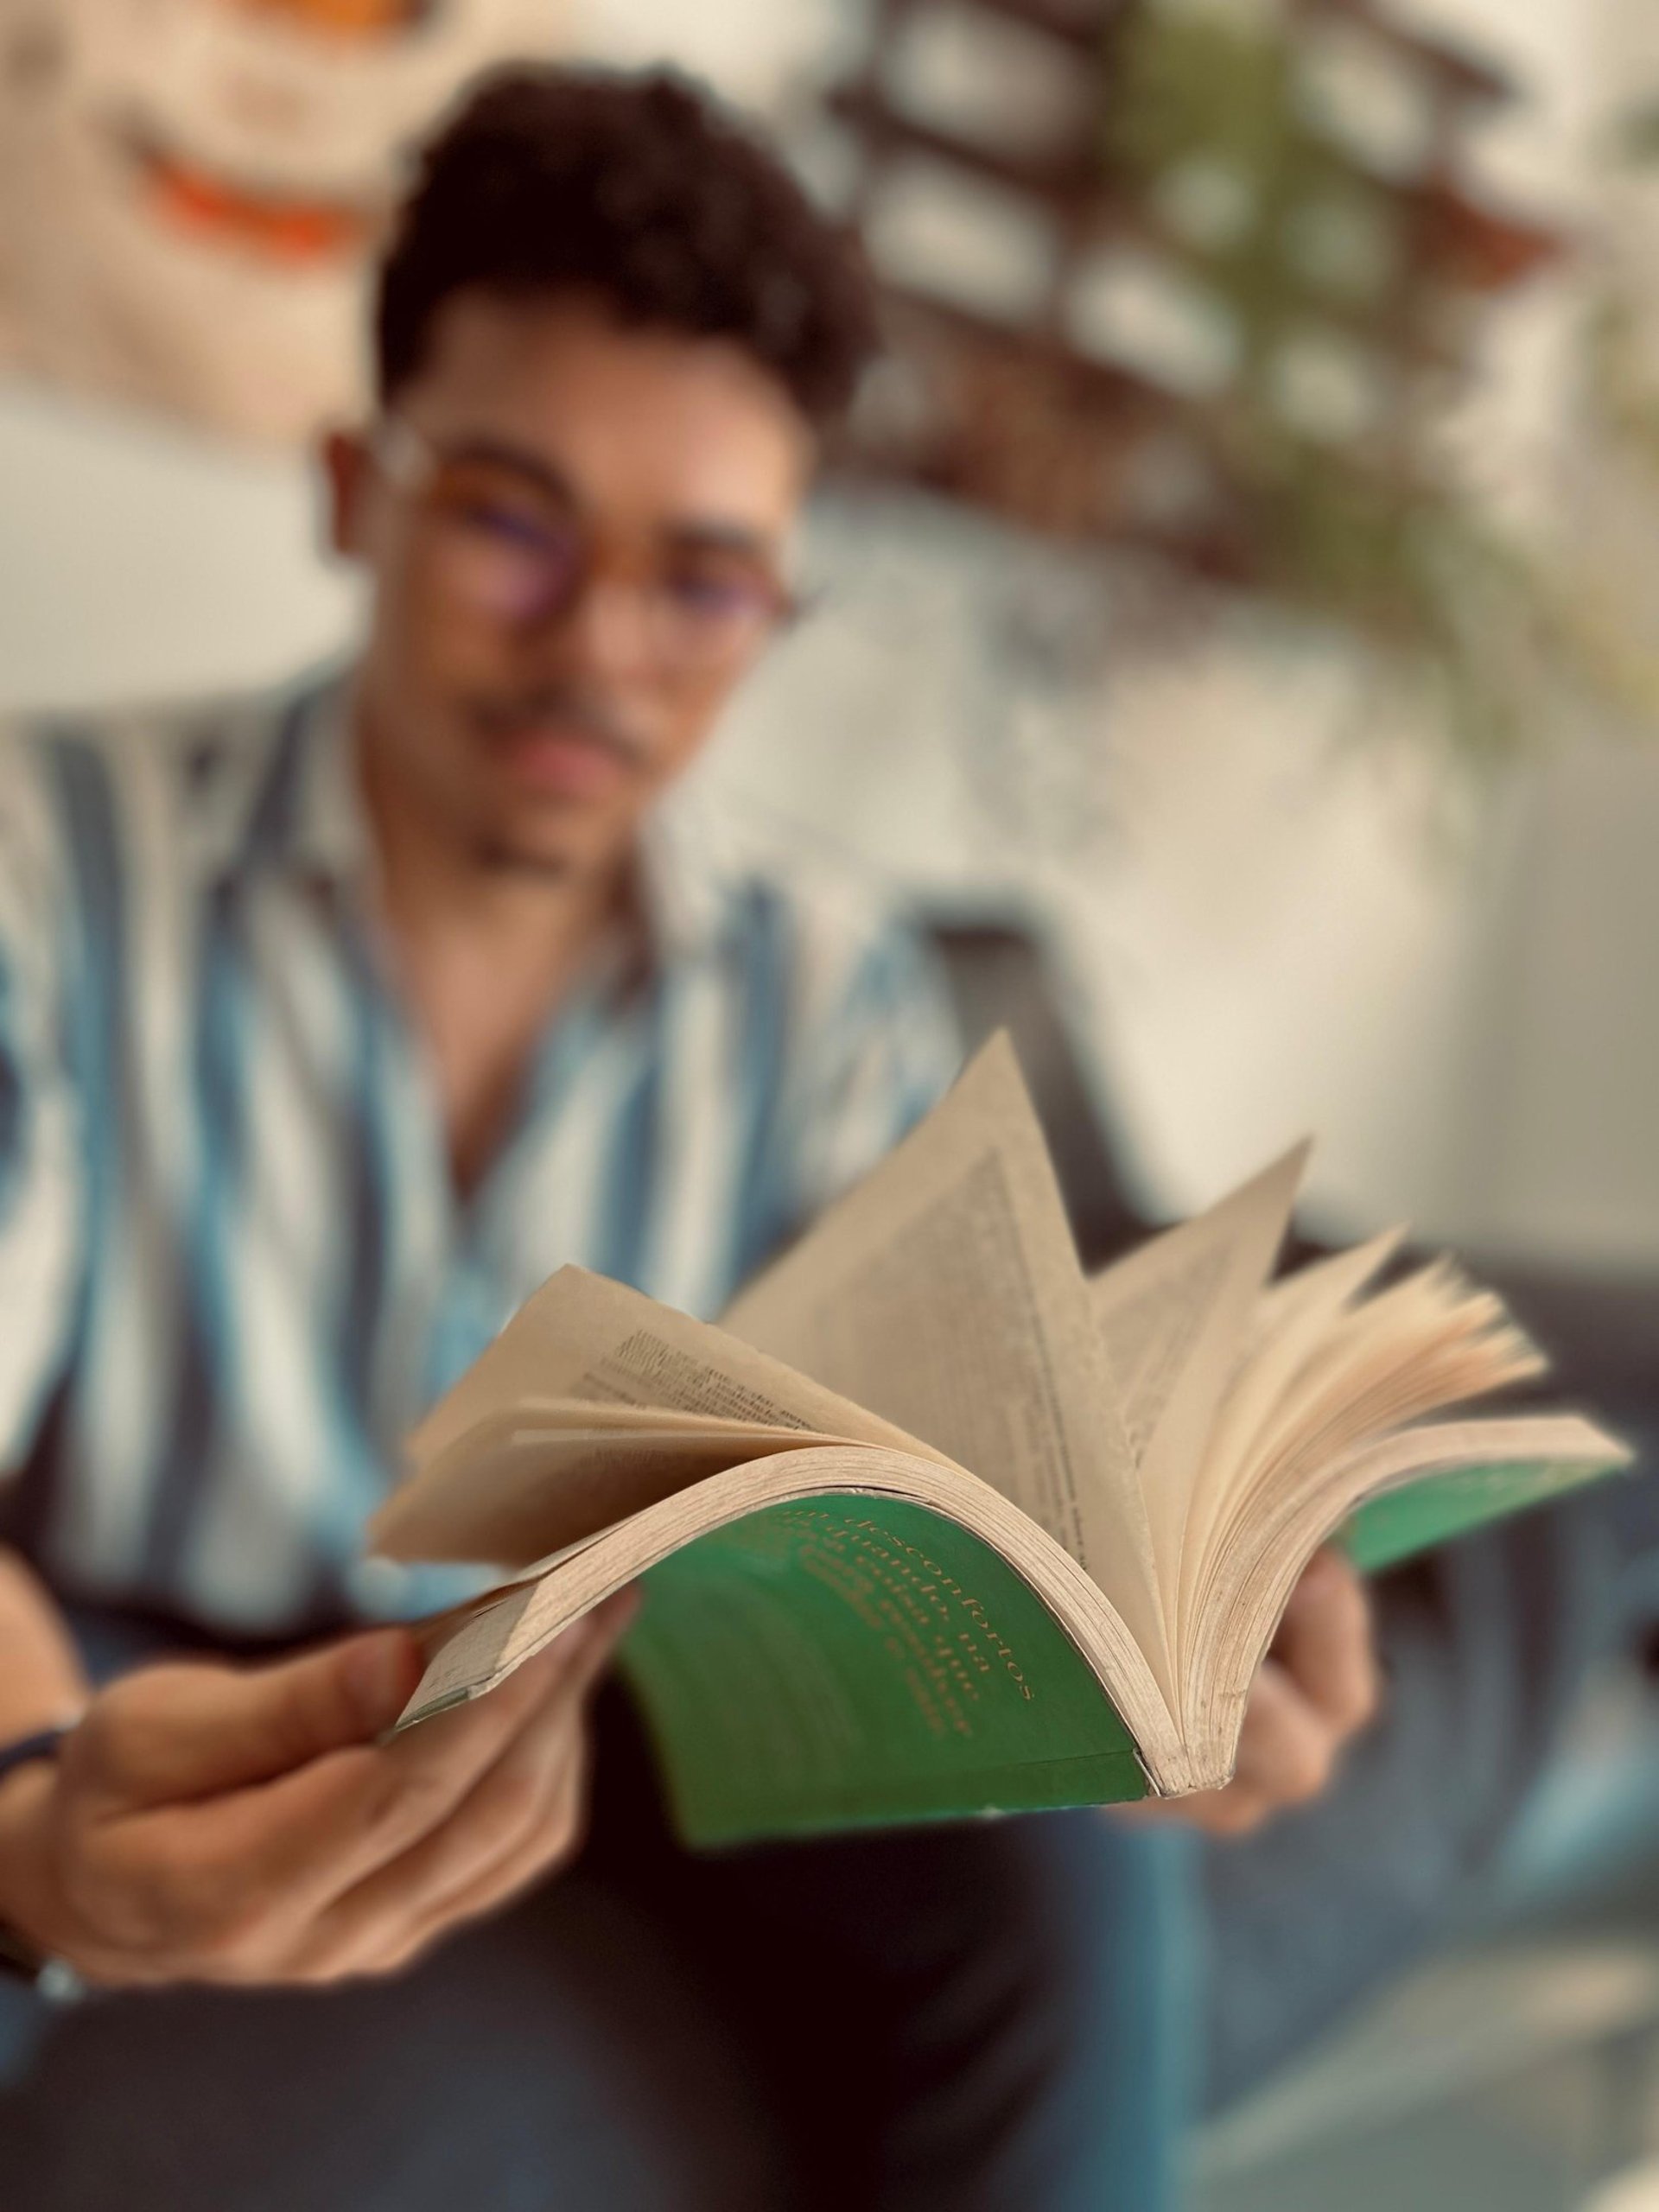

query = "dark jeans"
[0,1616,1198,2211]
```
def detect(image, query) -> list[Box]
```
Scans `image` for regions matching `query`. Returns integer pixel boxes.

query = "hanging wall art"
[0,0,566,441]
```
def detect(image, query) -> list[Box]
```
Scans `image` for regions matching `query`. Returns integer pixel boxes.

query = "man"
[0,67,1380,2208]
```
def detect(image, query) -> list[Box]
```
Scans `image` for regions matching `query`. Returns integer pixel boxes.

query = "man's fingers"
[314,1749,590,1986]
[1115,1561,1376,1845]
[269,1597,633,1978]
[485,1588,639,1716]
[398,1752,589,1965]
[60,1637,576,1979]
[71,1630,423,1810]
[1115,1784,1271,1837]
[52,1591,635,1988]
[1271,1548,1380,1737]
[1230,1659,1339,1807]
[309,1706,592,1980]
[0,1549,91,1735]
[1118,1662,1338,1838]
[301,1609,622,1949]
[204,1593,634,1915]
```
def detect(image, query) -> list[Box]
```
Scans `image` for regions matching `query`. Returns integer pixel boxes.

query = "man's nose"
[537,574,659,685]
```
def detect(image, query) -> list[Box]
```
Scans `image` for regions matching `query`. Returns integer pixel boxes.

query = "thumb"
[74,1629,423,1809]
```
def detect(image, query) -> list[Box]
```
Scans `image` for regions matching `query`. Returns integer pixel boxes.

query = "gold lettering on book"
[771,1507,1039,1745]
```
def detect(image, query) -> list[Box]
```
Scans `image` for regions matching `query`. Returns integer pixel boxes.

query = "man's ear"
[321,429,373,563]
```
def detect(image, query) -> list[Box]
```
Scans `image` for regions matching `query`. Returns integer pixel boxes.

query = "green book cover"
[1344,1453,1620,1575]
[620,1495,1149,1848]
[620,1450,1629,1850]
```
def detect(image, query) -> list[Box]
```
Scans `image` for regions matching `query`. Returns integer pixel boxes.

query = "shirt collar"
[635,779,739,964]
[197,665,736,966]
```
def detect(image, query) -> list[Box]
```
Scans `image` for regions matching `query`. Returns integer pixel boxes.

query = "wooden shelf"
[869,0,1516,105]
[1286,0,1515,107]
[833,0,1554,575]
[828,83,1100,206]
[836,79,1543,260]
[835,84,1548,367]
[870,0,1128,60]
[880,283,1170,408]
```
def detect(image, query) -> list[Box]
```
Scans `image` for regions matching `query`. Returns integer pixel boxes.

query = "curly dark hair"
[376,65,880,429]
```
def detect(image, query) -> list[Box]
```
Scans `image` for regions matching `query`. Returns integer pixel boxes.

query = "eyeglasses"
[368,419,804,678]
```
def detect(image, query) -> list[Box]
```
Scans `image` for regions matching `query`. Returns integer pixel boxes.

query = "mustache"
[469,686,649,767]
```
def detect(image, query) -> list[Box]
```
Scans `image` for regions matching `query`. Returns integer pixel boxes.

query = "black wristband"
[0,1724,84,2001]
[0,1726,71,1787]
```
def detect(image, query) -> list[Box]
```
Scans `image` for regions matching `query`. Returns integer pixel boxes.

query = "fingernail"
[1295,1551,1339,1598]
[563,1591,638,1649]
[602,1586,643,1633]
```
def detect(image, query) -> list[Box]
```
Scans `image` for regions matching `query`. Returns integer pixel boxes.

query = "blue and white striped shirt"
[0,670,960,1635]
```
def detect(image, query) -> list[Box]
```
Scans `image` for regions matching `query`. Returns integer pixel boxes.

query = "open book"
[370,1036,1629,1847]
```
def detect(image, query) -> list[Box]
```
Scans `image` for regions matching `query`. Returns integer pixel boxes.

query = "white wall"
[711,499,1509,1237]
[0,378,355,704]
[1441,741,1659,1268]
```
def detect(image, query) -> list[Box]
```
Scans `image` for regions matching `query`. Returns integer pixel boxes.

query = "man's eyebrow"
[664,520,779,563]
[424,435,782,560]
[431,434,577,503]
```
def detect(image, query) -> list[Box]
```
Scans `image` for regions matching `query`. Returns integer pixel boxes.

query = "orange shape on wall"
[131,131,380,264]
[210,0,435,37]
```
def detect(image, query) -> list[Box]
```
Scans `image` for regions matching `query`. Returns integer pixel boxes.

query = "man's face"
[328,291,814,880]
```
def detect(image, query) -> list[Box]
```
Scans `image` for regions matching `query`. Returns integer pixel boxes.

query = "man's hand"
[0,1590,635,1989]
[0,1550,91,1740]
[1126,1548,1381,1839]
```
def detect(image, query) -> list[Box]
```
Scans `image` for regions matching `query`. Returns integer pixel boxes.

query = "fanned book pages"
[369,1036,1630,1847]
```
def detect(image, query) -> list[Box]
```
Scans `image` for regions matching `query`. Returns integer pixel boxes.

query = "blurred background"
[6,0,1659,2202]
